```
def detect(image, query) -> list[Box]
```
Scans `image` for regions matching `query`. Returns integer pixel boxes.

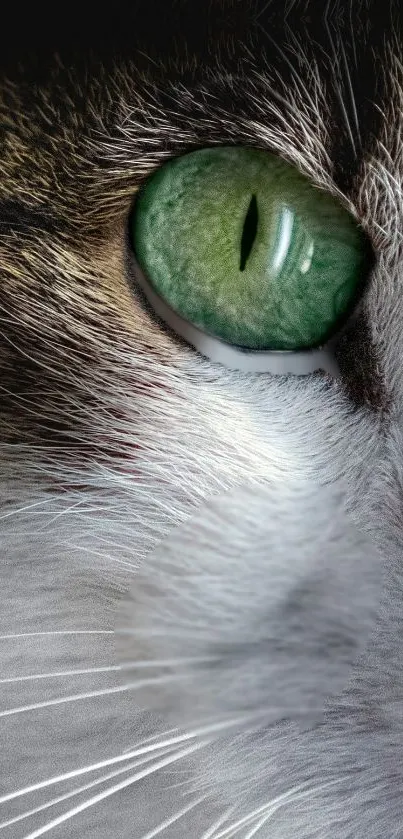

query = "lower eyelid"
[130,251,343,377]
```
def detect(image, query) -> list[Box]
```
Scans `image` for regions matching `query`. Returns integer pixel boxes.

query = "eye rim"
[129,249,367,377]
[127,145,375,378]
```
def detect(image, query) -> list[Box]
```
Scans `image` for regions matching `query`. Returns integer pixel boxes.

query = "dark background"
[0,0,397,72]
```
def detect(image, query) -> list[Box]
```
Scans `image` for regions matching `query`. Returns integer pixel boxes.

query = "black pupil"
[240,194,258,272]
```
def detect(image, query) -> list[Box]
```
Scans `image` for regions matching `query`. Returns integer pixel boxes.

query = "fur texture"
[1,2,403,836]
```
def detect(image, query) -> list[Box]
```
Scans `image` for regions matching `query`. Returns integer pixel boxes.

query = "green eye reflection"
[130,146,373,352]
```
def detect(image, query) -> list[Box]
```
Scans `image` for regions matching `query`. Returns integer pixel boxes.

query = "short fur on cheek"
[116,481,384,801]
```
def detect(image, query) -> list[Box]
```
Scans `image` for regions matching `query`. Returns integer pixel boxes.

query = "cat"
[0,1,403,836]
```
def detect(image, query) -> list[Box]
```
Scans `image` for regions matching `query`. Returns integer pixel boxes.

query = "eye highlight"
[129,146,372,353]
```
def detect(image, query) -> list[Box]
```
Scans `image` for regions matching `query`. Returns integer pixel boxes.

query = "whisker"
[0,496,60,521]
[243,810,274,839]
[0,716,256,805]
[200,806,237,839]
[211,803,277,839]
[0,748,180,830]
[123,714,265,757]
[0,663,136,684]
[63,542,139,571]
[175,713,266,739]
[122,727,180,754]
[0,631,115,640]
[0,674,185,718]
[212,779,342,839]
[0,684,134,719]
[139,795,206,839]
[0,656,216,684]
[40,498,92,529]
[0,739,179,804]
[19,742,210,839]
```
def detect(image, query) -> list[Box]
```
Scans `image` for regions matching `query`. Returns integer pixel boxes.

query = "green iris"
[130,146,372,351]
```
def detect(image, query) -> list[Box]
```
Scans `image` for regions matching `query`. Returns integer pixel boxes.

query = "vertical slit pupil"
[240,195,258,272]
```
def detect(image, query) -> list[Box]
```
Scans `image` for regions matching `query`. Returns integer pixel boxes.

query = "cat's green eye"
[130,146,372,371]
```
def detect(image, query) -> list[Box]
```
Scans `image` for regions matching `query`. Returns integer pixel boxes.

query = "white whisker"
[0,748,179,830]
[0,656,215,684]
[211,802,276,839]
[63,542,138,570]
[139,795,206,839]
[19,742,210,839]
[0,723,223,804]
[0,631,114,640]
[39,498,92,529]
[212,780,342,839]
[0,662,135,684]
[200,806,237,839]
[0,674,184,718]
[243,810,274,839]
[0,716,258,806]
[0,684,133,719]
[0,496,59,521]
[122,726,180,754]
[0,742,174,804]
